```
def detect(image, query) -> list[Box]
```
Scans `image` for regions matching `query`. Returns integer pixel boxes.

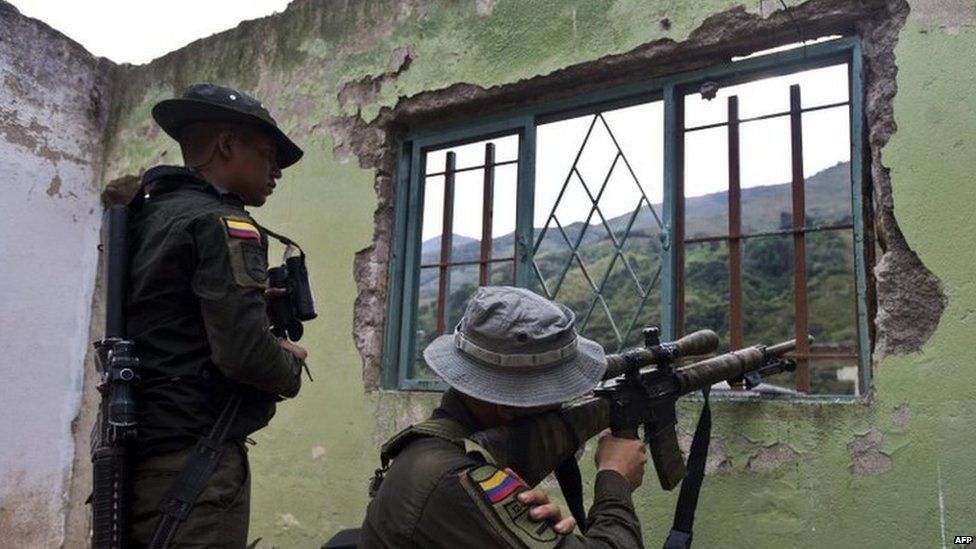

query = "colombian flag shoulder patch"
[470,466,521,504]
[223,217,261,241]
[461,465,561,547]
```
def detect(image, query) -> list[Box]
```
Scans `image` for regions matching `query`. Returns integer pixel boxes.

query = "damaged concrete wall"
[35,0,976,546]
[0,2,114,546]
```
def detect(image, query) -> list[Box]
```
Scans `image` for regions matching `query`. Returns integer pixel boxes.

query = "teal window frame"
[383,36,871,398]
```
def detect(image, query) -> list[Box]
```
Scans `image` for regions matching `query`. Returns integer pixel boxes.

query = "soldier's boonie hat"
[152,83,304,169]
[423,286,607,407]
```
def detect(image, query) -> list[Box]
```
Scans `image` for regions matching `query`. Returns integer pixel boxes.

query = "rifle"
[467,327,803,546]
[90,205,140,549]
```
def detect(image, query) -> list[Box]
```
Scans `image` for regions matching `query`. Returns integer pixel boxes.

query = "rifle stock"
[469,398,609,487]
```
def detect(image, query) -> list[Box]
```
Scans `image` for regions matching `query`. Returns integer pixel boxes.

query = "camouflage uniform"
[360,389,644,549]
[125,165,303,547]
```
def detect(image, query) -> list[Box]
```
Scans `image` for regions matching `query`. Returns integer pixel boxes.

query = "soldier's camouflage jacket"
[360,389,644,548]
[126,165,302,455]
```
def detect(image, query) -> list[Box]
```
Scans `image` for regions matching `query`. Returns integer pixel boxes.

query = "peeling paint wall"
[0,2,113,546]
[2,0,974,547]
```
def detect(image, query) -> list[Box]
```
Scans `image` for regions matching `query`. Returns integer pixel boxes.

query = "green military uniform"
[125,165,303,547]
[360,389,644,549]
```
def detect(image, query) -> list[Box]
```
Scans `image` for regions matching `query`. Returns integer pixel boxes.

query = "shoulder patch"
[462,465,561,548]
[473,467,521,504]
[223,218,262,240]
[220,216,267,288]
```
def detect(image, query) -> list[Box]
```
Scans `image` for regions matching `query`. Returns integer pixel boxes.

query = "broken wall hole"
[343,0,944,392]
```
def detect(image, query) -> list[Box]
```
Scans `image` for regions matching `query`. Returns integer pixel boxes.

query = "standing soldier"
[125,84,308,547]
[361,286,648,548]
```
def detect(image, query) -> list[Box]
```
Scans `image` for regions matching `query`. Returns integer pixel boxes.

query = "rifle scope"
[603,329,720,380]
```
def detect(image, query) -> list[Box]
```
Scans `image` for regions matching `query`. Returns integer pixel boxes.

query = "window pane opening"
[535,100,665,353]
[679,60,859,395]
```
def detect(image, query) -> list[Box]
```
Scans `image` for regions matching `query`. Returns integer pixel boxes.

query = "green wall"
[101,1,976,546]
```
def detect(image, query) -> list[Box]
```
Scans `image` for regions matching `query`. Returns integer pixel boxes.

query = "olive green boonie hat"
[423,286,607,407]
[152,83,304,168]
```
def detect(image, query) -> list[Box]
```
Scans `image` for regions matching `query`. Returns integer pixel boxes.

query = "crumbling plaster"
[342,0,948,393]
[0,1,115,546]
[0,0,968,546]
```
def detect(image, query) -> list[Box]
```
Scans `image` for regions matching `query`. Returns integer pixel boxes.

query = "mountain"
[423,160,852,289]
[421,234,479,263]
[414,161,859,394]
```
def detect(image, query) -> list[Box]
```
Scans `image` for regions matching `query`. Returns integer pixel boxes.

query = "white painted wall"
[0,2,112,545]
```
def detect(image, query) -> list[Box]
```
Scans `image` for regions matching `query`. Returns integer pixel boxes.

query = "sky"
[422,60,852,242]
[8,0,291,65]
[7,2,848,244]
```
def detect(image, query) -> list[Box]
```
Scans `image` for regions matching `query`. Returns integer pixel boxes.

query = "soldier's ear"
[216,130,235,160]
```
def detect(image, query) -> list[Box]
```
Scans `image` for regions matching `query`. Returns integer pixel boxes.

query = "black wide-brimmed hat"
[152,83,304,169]
[423,286,607,407]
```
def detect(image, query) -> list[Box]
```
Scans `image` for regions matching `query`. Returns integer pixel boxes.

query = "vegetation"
[414,162,859,394]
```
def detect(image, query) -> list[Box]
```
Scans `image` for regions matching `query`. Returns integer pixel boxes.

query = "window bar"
[727,95,745,352]
[421,257,513,269]
[479,143,496,286]
[684,100,850,133]
[850,45,873,395]
[533,115,599,257]
[789,84,811,393]
[425,158,518,178]
[674,93,687,338]
[549,159,620,297]
[514,120,537,288]
[791,353,858,359]
[683,222,855,244]
[436,152,456,336]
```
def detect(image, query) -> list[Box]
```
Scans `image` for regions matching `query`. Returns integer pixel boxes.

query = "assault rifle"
[90,205,139,549]
[467,327,804,548]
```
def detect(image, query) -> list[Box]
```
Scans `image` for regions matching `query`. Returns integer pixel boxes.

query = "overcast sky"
[423,61,851,241]
[8,1,848,243]
[9,0,291,65]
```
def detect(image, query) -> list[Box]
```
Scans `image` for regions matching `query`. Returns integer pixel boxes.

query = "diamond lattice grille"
[533,110,665,352]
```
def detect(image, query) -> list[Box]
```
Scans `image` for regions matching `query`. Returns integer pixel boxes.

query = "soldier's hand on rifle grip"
[595,430,648,491]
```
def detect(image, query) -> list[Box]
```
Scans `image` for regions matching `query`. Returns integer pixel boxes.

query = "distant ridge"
[421,160,852,266]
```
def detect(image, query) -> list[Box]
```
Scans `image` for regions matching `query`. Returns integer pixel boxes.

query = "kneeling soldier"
[361,286,647,548]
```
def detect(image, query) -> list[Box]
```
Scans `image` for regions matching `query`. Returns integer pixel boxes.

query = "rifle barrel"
[104,205,129,339]
[675,346,765,393]
[674,336,812,393]
[765,335,814,356]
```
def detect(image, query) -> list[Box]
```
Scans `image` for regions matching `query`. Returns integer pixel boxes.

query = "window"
[385,37,870,397]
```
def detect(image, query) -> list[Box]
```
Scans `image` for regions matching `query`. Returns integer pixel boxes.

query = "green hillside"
[415,161,858,394]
